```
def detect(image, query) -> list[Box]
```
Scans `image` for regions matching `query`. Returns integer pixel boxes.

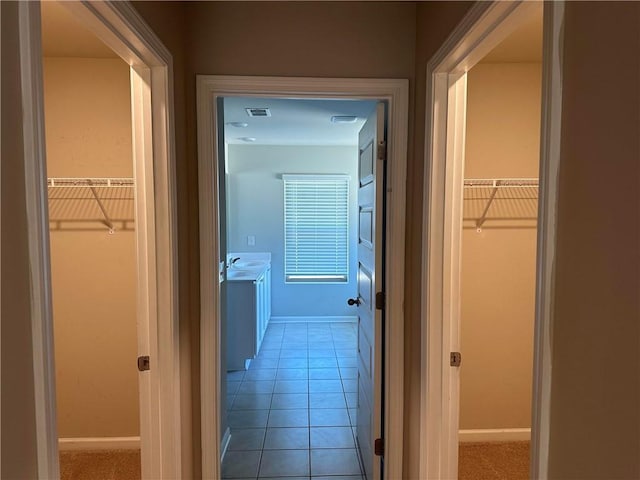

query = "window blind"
[283,174,350,283]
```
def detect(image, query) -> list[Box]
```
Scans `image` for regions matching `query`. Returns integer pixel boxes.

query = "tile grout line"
[225,322,361,479]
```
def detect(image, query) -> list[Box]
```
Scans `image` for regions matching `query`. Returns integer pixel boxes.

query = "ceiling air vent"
[245,107,271,117]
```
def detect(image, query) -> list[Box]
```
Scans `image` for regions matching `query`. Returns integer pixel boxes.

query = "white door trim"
[420,1,564,479]
[18,4,59,477]
[19,1,181,478]
[530,3,565,476]
[196,75,408,479]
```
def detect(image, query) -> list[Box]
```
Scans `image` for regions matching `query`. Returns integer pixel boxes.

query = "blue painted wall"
[227,144,358,318]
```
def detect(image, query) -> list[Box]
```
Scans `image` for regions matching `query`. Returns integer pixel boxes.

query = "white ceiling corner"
[481,8,543,64]
[40,1,117,58]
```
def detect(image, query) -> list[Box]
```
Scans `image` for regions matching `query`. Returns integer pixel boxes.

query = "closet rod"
[47,177,134,188]
[463,178,539,230]
[463,178,538,188]
[47,177,134,233]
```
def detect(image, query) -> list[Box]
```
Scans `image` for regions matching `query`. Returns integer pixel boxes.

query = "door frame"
[196,75,408,479]
[18,2,182,478]
[420,1,565,479]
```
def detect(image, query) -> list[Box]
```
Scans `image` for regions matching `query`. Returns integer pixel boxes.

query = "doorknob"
[347,297,361,306]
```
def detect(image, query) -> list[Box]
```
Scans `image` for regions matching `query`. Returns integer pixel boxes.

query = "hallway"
[222,322,364,479]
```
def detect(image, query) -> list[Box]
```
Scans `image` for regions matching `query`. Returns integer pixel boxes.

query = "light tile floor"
[222,322,365,480]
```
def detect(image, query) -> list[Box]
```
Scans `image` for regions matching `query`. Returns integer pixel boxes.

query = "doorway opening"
[197,76,408,480]
[420,2,563,479]
[219,97,377,479]
[40,2,141,476]
[19,1,181,477]
[456,10,543,479]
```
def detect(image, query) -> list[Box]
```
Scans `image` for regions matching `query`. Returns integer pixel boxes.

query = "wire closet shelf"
[47,177,135,233]
[463,178,539,231]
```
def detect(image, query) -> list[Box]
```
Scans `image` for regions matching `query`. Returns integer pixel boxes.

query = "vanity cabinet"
[227,266,271,370]
[255,267,271,352]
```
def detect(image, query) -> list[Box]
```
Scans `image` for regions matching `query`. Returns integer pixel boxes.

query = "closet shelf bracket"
[88,182,115,234]
[475,179,501,230]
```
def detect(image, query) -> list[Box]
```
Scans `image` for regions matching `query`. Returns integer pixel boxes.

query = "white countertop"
[227,264,269,282]
[226,252,271,282]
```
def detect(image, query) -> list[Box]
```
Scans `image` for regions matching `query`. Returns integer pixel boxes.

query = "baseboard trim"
[458,428,531,443]
[58,436,141,451]
[270,316,357,324]
[221,427,232,461]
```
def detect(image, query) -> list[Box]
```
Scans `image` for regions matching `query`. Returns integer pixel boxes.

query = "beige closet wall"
[43,57,139,438]
[460,63,541,429]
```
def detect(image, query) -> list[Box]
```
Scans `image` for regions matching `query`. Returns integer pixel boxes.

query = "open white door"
[351,103,386,480]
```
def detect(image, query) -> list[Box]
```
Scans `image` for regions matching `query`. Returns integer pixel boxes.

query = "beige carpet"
[60,450,141,480]
[459,441,530,480]
[60,443,526,480]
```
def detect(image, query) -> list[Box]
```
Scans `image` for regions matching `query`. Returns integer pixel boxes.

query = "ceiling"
[223,97,377,146]
[40,1,116,58]
[481,8,543,63]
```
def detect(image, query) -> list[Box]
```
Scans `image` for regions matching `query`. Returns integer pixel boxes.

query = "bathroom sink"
[230,260,265,269]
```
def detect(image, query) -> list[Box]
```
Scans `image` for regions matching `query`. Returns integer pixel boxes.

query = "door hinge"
[450,352,462,367]
[137,355,150,372]
[377,141,387,161]
[374,437,384,456]
[375,291,385,310]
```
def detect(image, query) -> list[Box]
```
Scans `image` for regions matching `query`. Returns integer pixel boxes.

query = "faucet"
[229,257,241,267]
